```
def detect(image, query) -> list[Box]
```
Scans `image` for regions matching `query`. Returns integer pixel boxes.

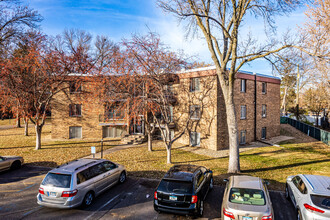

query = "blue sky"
[23,0,307,76]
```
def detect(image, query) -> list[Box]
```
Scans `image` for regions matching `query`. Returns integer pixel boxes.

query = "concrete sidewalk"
[83,143,143,159]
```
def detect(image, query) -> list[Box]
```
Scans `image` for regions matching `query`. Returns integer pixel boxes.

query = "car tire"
[118,171,126,184]
[285,184,290,200]
[297,209,302,220]
[209,177,214,190]
[10,161,21,170]
[82,191,94,208]
[197,200,204,217]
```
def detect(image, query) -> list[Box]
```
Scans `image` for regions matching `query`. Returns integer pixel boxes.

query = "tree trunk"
[281,86,288,115]
[16,113,21,128]
[24,118,29,136]
[166,144,172,164]
[35,125,42,150]
[224,92,240,173]
[148,132,153,151]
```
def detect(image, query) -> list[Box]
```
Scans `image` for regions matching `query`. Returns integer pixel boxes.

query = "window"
[240,79,246,93]
[240,105,246,119]
[229,188,266,206]
[262,105,267,118]
[195,171,204,188]
[69,82,82,93]
[42,173,71,188]
[261,127,266,139]
[105,103,124,120]
[190,77,200,92]
[298,179,307,194]
[168,106,174,122]
[190,105,201,120]
[190,131,200,146]
[69,104,82,117]
[102,126,124,138]
[240,130,246,144]
[69,126,82,139]
[262,82,267,94]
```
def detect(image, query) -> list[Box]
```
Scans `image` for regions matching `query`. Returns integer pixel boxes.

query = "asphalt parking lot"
[0,165,297,220]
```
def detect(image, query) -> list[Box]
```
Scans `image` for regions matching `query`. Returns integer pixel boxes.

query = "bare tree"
[158,0,310,173]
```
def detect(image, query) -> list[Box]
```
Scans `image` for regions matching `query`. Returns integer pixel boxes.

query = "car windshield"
[158,180,193,194]
[229,188,266,206]
[42,173,71,188]
[311,195,330,210]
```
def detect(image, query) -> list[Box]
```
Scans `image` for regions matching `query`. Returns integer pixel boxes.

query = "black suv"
[154,164,213,217]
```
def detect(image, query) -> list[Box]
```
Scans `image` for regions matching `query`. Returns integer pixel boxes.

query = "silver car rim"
[85,193,93,206]
[120,172,126,183]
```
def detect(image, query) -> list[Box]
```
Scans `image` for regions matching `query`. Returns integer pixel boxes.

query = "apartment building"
[51,66,281,151]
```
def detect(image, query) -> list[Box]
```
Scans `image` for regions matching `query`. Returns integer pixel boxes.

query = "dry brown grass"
[0,124,118,167]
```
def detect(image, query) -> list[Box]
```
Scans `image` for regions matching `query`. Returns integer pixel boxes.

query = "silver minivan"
[37,158,126,208]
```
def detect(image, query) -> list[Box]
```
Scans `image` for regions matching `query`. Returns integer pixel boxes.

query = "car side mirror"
[287,176,293,182]
[223,178,229,183]
[264,180,270,185]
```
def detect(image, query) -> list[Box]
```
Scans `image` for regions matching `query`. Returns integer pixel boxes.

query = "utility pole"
[296,64,300,120]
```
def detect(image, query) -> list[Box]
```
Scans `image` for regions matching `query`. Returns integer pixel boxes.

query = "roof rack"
[74,161,98,171]
[56,159,79,168]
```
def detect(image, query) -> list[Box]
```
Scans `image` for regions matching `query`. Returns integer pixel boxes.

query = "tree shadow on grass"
[241,159,330,173]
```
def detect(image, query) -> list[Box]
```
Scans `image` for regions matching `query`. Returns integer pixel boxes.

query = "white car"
[286,174,330,220]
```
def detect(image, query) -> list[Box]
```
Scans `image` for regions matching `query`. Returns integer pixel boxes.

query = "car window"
[89,163,106,177]
[158,180,193,194]
[310,195,330,210]
[200,167,207,173]
[102,161,117,171]
[229,188,266,206]
[298,179,307,194]
[196,171,204,188]
[0,157,4,162]
[42,173,71,188]
[292,176,301,189]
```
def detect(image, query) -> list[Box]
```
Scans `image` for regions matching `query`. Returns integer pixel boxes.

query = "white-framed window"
[240,79,246,93]
[240,130,246,144]
[190,77,200,92]
[69,104,82,117]
[240,105,246,119]
[261,127,267,139]
[168,106,174,122]
[69,126,82,139]
[102,126,124,138]
[262,82,267,94]
[262,104,267,118]
[190,105,201,120]
[190,131,200,147]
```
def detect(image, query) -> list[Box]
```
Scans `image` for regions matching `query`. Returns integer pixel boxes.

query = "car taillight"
[304,203,325,213]
[39,187,44,195]
[191,195,198,204]
[61,189,78,197]
[223,208,235,219]
[154,191,158,200]
[262,214,273,220]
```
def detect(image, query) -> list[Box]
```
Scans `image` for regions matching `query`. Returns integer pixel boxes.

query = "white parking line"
[84,194,120,220]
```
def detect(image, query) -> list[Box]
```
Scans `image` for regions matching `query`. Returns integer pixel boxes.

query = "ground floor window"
[103,126,124,138]
[240,130,246,144]
[69,126,82,139]
[261,127,266,139]
[190,131,200,147]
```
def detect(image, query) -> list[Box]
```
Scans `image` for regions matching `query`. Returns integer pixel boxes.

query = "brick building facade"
[51,66,281,151]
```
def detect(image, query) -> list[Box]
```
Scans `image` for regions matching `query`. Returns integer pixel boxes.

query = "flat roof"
[178,65,281,81]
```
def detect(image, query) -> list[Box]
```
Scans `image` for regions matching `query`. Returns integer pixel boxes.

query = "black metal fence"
[281,117,329,146]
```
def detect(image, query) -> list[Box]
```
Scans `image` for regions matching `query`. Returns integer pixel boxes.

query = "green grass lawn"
[104,140,329,190]
[0,124,119,167]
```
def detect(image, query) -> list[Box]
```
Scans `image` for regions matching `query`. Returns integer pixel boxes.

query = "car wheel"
[10,161,21,170]
[119,171,126,184]
[285,184,290,200]
[297,209,302,220]
[209,177,214,190]
[197,200,204,217]
[82,192,94,208]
